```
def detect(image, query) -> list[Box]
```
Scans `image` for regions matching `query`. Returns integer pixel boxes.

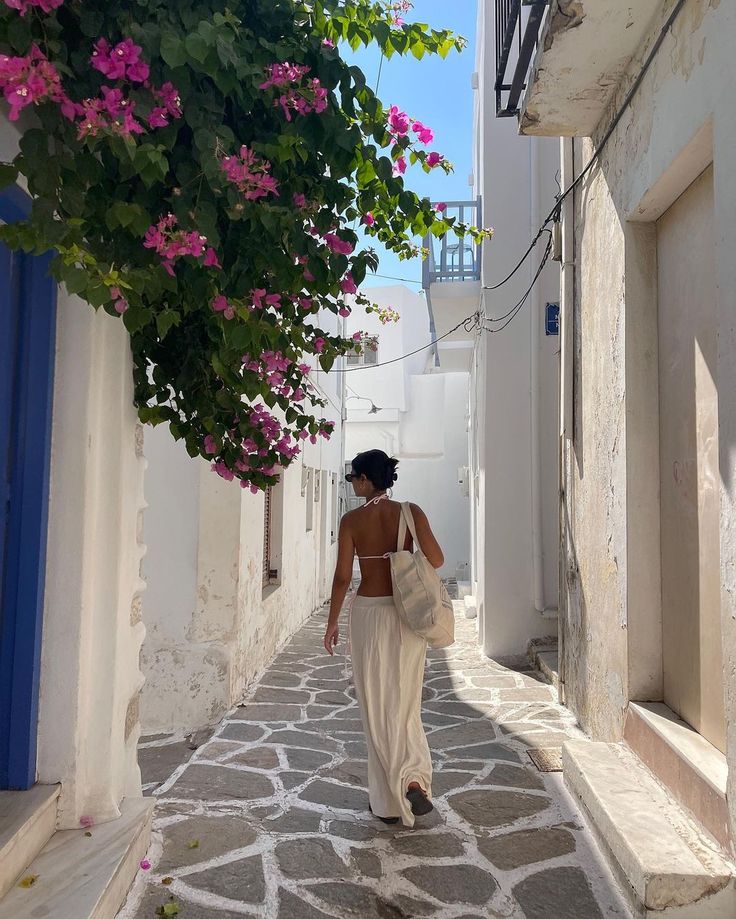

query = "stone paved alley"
[119,608,632,919]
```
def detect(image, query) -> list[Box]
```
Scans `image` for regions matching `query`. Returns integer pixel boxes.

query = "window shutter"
[263,485,272,586]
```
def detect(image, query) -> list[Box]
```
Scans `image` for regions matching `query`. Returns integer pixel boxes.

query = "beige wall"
[559,0,736,839]
[38,294,145,829]
[141,424,341,735]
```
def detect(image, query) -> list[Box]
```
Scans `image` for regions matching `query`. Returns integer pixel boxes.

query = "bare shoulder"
[341,508,360,527]
[407,502,429,522]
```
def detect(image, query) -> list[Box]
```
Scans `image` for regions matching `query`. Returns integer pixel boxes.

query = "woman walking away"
[324,449,445,827]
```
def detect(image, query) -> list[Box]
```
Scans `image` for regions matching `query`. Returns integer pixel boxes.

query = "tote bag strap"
[400,502,420,547]
[396,506,408,551]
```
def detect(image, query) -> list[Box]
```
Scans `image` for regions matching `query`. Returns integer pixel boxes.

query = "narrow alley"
[120,608,631,919]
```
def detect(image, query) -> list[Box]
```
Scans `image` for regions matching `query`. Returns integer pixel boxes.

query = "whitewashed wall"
[38,293,145,829]
[141,309,343,734]
[344,286,470,579]
[469,0,560,656]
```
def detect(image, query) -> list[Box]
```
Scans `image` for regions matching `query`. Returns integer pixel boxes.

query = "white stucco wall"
[470,0,561,656]
[141,307,344,735]
[542,0,736,850]
[38,293,145,828]
[344,287,471,579]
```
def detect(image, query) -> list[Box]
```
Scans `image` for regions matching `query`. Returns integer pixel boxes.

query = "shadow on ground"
[120,605,631,919]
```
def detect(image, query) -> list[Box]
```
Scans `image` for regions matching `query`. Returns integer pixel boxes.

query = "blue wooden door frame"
[0,186,57,789]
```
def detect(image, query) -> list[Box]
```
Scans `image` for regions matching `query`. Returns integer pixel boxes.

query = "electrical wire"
[328,312,483,373]
[329,0,688,372]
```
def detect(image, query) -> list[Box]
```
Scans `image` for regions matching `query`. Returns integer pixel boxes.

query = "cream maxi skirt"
[349,594,432,827]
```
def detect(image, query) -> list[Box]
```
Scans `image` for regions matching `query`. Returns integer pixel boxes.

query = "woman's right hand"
[323,621,339,656]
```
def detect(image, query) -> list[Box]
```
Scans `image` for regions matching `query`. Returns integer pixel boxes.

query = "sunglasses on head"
[345,472,360,482]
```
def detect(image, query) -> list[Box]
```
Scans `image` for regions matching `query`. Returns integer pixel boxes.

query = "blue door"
[0,186,57,789]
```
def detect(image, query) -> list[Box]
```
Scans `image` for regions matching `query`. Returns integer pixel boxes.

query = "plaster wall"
[37,293,145,828]
[557,0,736,798]
[470,0,561,656]
[141,321,344,734]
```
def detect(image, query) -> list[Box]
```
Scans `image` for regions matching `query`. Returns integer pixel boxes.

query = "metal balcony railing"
[495,0,549,117]
[422,200,482,287]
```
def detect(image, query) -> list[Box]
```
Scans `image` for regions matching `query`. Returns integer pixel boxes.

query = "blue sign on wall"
[545,302,560,336]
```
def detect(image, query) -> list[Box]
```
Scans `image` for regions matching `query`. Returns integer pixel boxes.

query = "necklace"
[363,491,389,507]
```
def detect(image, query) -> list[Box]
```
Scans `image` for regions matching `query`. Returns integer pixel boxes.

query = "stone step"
[0,796,153,919]
[624,702,731,855]
[527,637,559,688]
[0,784,59,901]
[563,740,736,917]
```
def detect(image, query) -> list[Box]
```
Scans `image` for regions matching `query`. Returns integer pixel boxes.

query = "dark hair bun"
[351,449,399,490]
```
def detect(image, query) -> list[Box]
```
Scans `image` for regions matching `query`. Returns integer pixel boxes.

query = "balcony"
[421,200,482,287]
[495,0,549,118]
[496,0,667,136]
[422,200,482,373]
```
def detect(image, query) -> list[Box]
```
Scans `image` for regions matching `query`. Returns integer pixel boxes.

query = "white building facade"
[140,342,344,734]
[344,285,471,583]
[495,0,736,910]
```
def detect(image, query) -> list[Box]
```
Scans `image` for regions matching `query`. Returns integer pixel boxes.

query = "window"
[263,481,284,590]
[346,334,379,366]
[305,468,314,532]
[331,473,340,543]
[263,486,273,587]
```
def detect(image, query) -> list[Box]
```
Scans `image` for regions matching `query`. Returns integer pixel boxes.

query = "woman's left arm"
[324,515,355,655]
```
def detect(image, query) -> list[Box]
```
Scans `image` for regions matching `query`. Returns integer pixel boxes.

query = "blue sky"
[344,2,477,289]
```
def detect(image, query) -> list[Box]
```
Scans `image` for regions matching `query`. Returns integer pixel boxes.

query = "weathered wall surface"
[560,0,736,786]
[471,0,561,656]
[38,293,145,828]
[141,349,343,734]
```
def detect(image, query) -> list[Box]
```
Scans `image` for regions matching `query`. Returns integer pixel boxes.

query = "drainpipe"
[530,139,557,618]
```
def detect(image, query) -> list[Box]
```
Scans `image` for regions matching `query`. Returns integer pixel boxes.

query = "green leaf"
[185,33,209,63]
[160,33,187,68]
[156,310,180,340]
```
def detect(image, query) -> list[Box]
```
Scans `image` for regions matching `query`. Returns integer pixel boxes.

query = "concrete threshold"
[0,784,60,900]
[563,740,736,917]
[625,702,731,855]
[0,796,153,919]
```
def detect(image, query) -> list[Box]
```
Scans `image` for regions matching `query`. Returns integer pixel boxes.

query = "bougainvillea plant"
[0,0,488,491]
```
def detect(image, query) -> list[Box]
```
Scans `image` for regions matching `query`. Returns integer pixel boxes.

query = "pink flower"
[392,156,407,177]
[293,192,307,208]
[435,202,447,213]
[203,435,217,455]
[314,337,326,353]
[147,106,169,128]
[203,248,221,268]
[412,121,434,145]
[387,105,410,136]
[0,45,66,121]
[221,146,279,201]
[139,859,151,871]
[91,38,149,83]
[340,273,357,295]
[426,151,443,168]
[211,294,235,320]
[361,212,375,227]
[79,815,94,828]
[352,331,363,342]
[109,286,129,315]
[323,233,354,256]
[3,0,64,14]
[338,306,351,317]
[322,38,335,48]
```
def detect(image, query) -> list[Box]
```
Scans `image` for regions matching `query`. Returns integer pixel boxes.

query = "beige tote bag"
[389,502,455,649]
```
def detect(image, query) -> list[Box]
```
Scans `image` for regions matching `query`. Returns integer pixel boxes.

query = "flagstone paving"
[119,607,632,919]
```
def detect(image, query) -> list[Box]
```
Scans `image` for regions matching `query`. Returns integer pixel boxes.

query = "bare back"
[343,500,444,597]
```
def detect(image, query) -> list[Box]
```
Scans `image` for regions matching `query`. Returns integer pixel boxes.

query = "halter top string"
[356,492,402,560]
